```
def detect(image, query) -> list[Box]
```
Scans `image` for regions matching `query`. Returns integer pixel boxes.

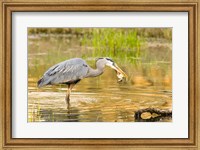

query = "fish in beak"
[111,63,128,82]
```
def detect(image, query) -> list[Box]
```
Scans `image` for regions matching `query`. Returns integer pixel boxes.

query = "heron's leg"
[65,84,71,105]
[65,84,76,107]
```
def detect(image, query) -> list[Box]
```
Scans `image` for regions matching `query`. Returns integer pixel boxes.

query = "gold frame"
[0,0,199,149]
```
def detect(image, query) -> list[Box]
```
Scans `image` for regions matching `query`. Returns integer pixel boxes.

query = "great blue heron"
[37,57,127,106]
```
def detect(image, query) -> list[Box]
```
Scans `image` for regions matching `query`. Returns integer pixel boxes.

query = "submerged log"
[134,108,172,121]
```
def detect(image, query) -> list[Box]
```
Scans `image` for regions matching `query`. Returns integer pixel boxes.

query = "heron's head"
[96,57,128,79]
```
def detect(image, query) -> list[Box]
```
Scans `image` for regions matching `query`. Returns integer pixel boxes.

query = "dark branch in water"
[134,108,172,122]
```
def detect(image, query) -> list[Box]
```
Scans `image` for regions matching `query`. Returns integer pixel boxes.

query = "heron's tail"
[37,78,44,88]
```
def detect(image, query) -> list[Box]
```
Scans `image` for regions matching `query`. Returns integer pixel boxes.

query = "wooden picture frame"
[0,0,199,149]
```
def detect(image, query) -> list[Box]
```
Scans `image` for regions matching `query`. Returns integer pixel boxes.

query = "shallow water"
[28,76,172,122]
[28,33,172,122]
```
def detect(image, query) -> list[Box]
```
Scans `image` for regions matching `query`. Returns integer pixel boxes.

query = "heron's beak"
[112,63,128,79]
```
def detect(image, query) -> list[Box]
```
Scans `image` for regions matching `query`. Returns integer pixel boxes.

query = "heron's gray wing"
[42,60,89,85]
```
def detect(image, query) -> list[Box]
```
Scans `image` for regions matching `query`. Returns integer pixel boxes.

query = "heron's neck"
[86,65,105,77]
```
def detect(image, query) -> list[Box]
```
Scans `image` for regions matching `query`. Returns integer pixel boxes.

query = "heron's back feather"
[37,58,89,87]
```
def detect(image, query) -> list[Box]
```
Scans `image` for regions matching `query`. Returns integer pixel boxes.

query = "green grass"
[81,28,142,64]
[28,28,172,40]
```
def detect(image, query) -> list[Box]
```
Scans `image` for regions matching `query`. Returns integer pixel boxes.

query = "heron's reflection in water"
[64,106,80,122]
[65,104,78,122]
[37,105,80,122]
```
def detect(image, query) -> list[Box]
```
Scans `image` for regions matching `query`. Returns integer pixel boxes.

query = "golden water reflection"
[28,77,172,122]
